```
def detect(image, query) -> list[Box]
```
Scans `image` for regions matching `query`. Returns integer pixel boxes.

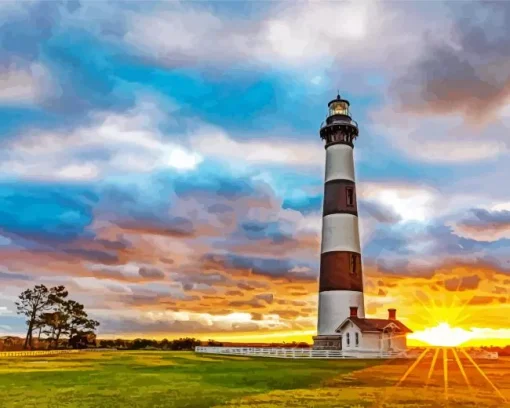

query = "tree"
[15,285,68,349]
[68,313,99,349]
[65,300,86,344]
[33,316,46,342]
[69,331,97,349]
[16,285,100,350]
[40,310,70,349]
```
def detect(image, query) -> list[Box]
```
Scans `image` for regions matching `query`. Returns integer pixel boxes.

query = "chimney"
[350,306,358,318]
[388,308,396,320]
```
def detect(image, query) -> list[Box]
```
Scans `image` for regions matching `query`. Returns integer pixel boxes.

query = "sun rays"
[372,280,508,408]
[452,348,471,389]
[405,278,502,347]
[461,349,507,403]
[373,346,507,407]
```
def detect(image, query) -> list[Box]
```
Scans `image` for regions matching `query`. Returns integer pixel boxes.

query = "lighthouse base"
[312,335,342,350]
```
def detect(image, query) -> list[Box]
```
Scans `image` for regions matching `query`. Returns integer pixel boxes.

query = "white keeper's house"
[319,306,413,352]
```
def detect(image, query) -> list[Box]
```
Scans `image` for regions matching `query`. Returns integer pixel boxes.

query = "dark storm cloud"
[99,316,264,335]
[98,184,196,237]
[392,1,510,119]
[120,216,196,238]
[174,175,266,201]
[362,217,510,278]
[0,271,33,281]
[93,238,130,251]
[358,201,401,224]
[65,248,118,264]
[238,221,296,245]
[444,274,481,291]
[0,1,64,65]
[138,266,165,280]
[228,293,274,309]
[456,208,510,233]
[200,253,315,281]
[174,270,231,291]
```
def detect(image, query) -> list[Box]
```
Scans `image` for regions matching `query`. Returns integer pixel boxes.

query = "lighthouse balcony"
[320,117,358,130]
[320,120,359,146]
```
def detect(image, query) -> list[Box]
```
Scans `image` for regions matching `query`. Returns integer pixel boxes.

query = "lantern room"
[320,93,359,147]
[328,97,350,117]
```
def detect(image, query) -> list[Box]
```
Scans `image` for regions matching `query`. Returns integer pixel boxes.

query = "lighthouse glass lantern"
[328,99,350,117]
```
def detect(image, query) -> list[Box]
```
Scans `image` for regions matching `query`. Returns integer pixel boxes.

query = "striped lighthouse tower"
[313,94,364,350]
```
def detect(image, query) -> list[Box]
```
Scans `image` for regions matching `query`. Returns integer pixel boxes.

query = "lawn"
[0,350,508,407]
[0,351,379,408]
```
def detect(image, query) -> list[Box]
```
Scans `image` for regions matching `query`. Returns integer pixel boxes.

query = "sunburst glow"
[409,323,474,347]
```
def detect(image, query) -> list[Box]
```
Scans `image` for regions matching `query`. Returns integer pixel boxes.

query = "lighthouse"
[313,94,365,350]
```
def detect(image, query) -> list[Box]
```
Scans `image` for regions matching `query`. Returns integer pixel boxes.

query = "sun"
[408,322,474,347]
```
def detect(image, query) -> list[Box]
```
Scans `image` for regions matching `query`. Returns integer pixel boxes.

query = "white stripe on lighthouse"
[325,144,355,182]
[317,290,365,334]
[321,213,361,254]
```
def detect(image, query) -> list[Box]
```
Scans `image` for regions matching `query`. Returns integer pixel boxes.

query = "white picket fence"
[195,346,408,359]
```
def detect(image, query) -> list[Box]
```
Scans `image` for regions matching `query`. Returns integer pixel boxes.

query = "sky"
[0,0,510,346]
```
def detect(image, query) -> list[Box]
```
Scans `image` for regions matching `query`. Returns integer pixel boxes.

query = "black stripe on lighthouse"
[323,179,358,217]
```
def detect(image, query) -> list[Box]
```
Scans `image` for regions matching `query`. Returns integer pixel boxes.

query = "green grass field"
[0,350,508,408]
[0,351,379,408]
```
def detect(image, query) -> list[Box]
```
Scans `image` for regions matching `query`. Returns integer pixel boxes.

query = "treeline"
[16,285,99,350]
[98,337,208,350]
[96,339,310,350]
[268,342,310,348]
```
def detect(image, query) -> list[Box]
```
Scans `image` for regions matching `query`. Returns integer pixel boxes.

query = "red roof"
[336,317,413,334]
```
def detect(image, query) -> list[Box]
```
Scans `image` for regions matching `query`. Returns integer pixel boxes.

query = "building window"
[346,333,350,347]
[350,254,358,275]
[346,187,354,207]
[355,333,359,347]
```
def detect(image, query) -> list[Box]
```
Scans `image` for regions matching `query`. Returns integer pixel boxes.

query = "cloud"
[138,266,165,280]
[0,63,55,105]
[358,200,402,224]
[444,274,481,292]
[391,1,510,120]
[368,2,510,165]
[452,208,510,242]
[370,107,509,163]
[468,296,494,306]
[358,182,442,222]
[0,97,202,181]
[121,1,376,68]
[0,270,33,281]
[192,126,324,167]
[201,253,316,281]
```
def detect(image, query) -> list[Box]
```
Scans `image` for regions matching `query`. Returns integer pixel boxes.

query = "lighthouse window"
[355,333,359,347]
[350,254,358,275]
[346,188,354,207]
[346,333,350,347]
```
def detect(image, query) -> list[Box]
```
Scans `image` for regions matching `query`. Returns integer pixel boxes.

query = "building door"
[382,329,392,351]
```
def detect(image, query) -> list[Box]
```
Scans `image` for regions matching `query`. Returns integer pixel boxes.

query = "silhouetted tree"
[16,285,100,350]
[16,285,68,349]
